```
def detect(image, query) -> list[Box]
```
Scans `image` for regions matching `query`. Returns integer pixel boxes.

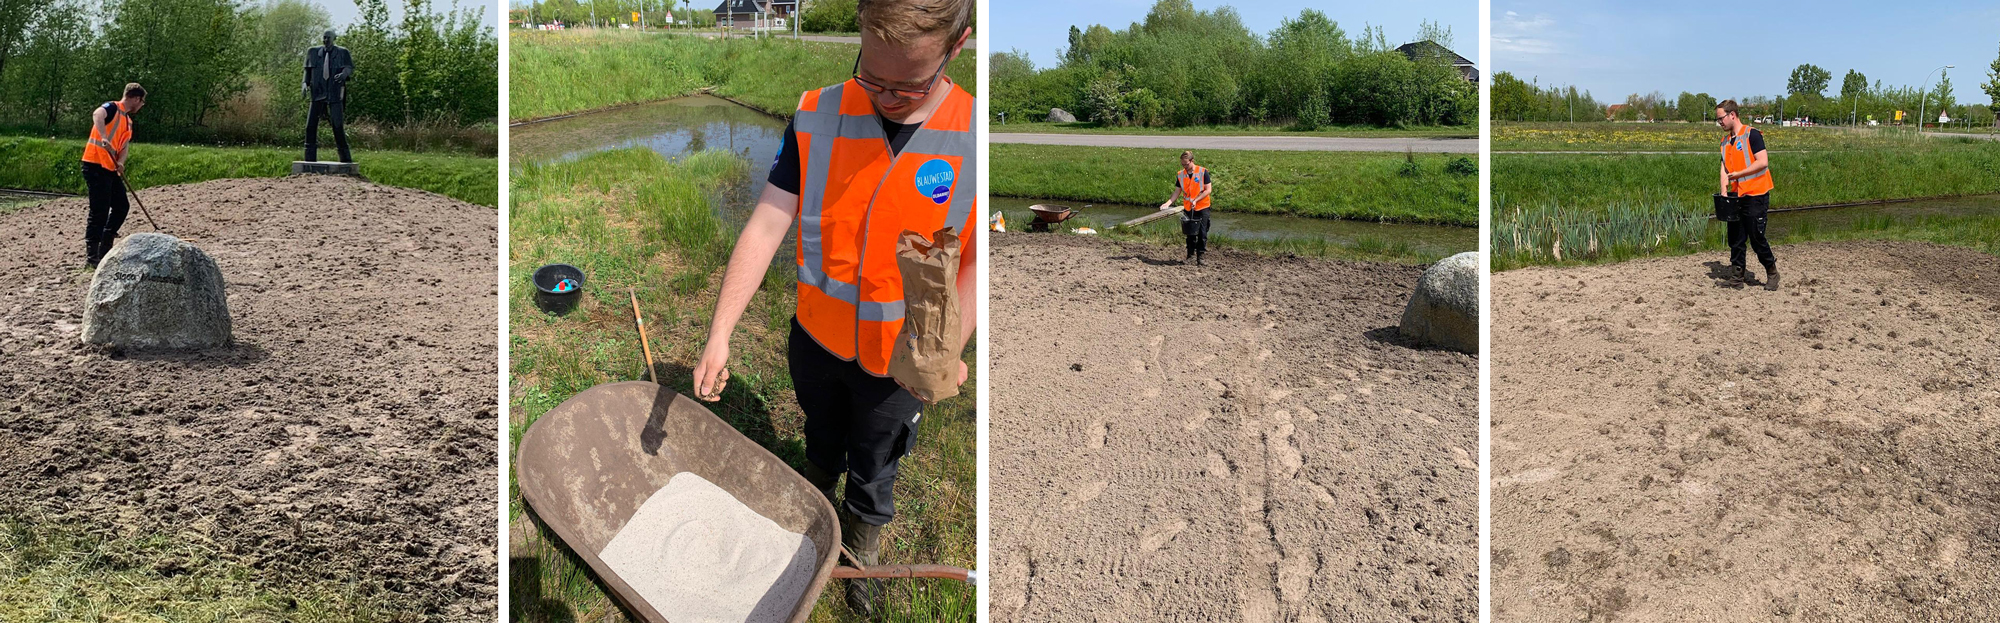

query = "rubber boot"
[840,509,882,617]
[801,461,840,506]
[1195,251,1204,267]
[1728,265,1745,284]
[1763,265,1780,291]
[85,240,99,268]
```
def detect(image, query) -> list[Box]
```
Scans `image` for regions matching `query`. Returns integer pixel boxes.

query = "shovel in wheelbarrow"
[516,380,977,622]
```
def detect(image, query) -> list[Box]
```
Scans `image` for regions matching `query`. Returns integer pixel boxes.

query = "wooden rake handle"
[629,288,655,382]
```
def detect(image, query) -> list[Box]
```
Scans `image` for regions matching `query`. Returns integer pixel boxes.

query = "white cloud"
[1493,11,1559,56]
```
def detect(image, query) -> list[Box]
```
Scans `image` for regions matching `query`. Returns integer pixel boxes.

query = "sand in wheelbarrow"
[0,175,497,620]
[599,472,818,623]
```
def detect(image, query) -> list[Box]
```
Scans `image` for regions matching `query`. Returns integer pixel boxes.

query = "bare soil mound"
[0,176,498,621]
[1492,241,2000,621]
[990,234,1478,622]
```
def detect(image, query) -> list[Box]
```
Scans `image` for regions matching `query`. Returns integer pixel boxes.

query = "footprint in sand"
[1087,420,1107,449]
[1206,451,1232,478]
[1450,446,1477,470]
[1063,480,1108,510]
[1136,517,1189,551]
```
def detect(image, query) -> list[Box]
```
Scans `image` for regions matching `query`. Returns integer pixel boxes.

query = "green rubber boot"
[840,509,882,618]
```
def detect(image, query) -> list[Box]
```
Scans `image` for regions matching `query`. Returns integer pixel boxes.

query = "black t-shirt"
[768,116,922,195]
[1725,128,1765,154]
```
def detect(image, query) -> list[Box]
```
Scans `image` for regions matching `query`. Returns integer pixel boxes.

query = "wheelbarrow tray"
[1028,204,1079,223]
[516,381,839,623]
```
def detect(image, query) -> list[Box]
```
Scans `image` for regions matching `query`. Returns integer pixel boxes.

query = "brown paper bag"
[888,226,964,403]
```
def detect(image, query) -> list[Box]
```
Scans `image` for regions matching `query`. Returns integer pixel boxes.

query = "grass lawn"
[0,136,498,207]
[508,147,975,622]
[510,30,976,121]
[994,120,1476,139]
[992,143,1478,226]
[0,516,404,622]
[1494,145,2000,214]
[1493,121,1997,152]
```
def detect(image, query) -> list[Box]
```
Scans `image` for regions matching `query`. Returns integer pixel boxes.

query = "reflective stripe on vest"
[1723,125,1772,196]
[82,102,129,169]
[792,78,977,375]
[1178,165,1210,211]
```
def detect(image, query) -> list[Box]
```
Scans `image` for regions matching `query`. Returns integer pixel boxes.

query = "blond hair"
[858,0,970,52]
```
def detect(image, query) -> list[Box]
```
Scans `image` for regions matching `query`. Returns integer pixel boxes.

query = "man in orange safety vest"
[691,0,975,613]
[80,83,147,267]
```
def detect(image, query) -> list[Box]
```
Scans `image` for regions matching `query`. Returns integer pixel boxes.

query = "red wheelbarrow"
[1026,204,1081,232]
[516,381,976,622]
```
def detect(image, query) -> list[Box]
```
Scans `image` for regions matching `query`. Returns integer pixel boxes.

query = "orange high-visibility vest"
[1178,165,1210,211]
[1722,124,1772,196]
[82,102,133,171]
[792,78,977,376]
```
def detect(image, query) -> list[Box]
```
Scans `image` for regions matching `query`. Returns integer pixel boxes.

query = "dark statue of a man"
[304,29,354,163]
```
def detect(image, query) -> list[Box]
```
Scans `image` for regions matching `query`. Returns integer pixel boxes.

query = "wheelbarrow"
[1026,203,1080,232]
[516,381,975,623]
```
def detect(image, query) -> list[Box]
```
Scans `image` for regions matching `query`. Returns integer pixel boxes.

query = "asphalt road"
[990,133,1478,153]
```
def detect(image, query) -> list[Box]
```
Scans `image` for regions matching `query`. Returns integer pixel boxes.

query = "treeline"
[1495,57,2000,128]
[0,0,497,152]
[992,0,1475,129]
[512,0,714,29]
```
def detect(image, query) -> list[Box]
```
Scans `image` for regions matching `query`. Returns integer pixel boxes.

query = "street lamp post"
[1918,64,1953,134]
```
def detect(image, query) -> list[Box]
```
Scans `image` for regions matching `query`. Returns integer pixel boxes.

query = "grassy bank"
[1492,198,2000,270]
[0,516,400,622]
[1495,145,2000,214]
[994,121,1474,138]
[508,147,975,622]
[0,137,498,207]
[510,30,976,121]
[992,144,1477,226]
[1493,121,1996,152]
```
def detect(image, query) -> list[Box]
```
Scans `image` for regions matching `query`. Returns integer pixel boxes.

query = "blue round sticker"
[914,159,955,205]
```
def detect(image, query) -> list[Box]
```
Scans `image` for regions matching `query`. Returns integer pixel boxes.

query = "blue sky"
[320,0,500,31]
[991,0,1479,69]
[1495,0,2000,101]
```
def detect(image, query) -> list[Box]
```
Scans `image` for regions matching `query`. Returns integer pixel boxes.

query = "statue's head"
[323,29,337,47]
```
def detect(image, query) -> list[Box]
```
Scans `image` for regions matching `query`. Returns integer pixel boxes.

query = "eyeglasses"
[852,50,951,101]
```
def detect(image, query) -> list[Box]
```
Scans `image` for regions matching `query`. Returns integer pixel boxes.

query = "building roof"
[714,0,763,14]
[1396,41,1474,67]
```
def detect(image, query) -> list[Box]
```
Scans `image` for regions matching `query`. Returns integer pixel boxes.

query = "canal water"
[510,94,787,218]
[1766,194,2000,237]
[991,196,1479,258]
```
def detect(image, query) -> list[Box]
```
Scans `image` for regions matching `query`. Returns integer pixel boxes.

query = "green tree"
[799,0,855,33]
[14,0,91,128]
[1414,19,1452,51]
[1840,69,1867,100]
[1787,63,1831,98]
[1983,41,2000,120]
[0,0,43,80]
[95,0,253,128]
[1931,68,1955,120]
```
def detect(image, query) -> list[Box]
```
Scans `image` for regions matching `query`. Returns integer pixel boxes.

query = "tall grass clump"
[1492,195,1715,268]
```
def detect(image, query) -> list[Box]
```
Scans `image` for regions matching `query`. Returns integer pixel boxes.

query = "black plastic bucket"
[1713,193,1742,222]
[532,264,585,315]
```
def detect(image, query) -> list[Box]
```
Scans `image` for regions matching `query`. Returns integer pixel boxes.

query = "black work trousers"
[1727,192,1776,271]
[81,162,129,264]
[1181,208,1211,258]
[306,98,351,163]
[790,317,924,527]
